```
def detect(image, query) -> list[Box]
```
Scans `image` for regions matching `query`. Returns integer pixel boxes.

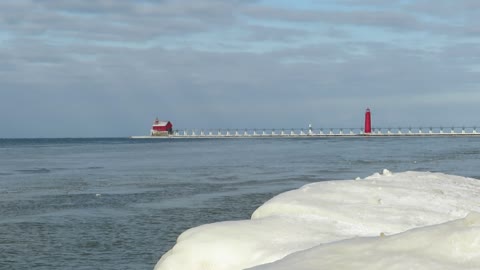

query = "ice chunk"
[154,171,480,270]
[250,213,480,270]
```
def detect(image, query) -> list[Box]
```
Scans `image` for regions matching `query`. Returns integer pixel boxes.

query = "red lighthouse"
[364,108,372,134]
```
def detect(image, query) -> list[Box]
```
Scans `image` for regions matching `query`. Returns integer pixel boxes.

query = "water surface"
[1,137,479,269]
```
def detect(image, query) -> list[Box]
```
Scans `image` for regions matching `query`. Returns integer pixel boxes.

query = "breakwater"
[130,126,480,139]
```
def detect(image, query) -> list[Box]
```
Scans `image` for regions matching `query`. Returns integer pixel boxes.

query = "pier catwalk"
[131,127,480,139]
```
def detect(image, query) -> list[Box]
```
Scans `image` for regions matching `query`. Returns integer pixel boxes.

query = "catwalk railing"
[153,126,480,137]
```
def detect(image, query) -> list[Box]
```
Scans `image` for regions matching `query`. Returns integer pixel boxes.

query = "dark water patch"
[86,166,104,170]
[313,168,356,175]
[457,149,480,155]
[351,159,380,165]
[351,159,411,165]
[312,168,361,177]
[208,175,241,182]
[410,167,434,171]
[232,175,323,188]
[15,168,51,174]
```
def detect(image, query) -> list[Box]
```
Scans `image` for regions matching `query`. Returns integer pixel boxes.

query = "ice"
[250,212,480,270]
[154,171,480,270]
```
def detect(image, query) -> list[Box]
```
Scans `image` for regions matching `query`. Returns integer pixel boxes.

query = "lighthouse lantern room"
[151,117,173,136]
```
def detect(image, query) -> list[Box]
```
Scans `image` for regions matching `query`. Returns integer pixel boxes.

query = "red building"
[150,117,173,136]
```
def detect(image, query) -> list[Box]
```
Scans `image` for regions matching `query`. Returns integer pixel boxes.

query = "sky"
[1,0,480,138]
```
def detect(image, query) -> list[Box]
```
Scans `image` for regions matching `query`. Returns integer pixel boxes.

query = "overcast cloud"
[1,0,479,137]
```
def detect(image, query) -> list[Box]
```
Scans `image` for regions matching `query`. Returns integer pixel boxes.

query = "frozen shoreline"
[154,170,480,270]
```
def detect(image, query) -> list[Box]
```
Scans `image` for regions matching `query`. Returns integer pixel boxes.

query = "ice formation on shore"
[154,170,480,270]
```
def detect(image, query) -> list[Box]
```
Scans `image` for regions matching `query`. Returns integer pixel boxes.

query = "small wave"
[86,166,104,170]
[16,168,51,174]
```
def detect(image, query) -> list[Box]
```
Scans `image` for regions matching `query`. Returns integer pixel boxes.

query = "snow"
[251,212,480,270]
[154,170,480,270]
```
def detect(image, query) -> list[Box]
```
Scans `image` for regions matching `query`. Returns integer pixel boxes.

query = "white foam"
[154,171,480,270]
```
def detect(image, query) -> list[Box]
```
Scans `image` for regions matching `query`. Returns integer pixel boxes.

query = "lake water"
[1,137,480,269]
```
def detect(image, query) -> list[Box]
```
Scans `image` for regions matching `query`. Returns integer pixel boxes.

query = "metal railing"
[169,126,479,137]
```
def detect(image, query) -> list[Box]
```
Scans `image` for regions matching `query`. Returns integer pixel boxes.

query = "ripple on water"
[15,168,51,174]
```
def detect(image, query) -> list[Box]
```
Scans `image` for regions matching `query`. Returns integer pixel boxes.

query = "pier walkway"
[131,127,480,139]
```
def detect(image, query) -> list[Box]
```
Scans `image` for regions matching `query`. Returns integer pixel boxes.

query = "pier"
[132,109,480,139]
[130,126,480,139]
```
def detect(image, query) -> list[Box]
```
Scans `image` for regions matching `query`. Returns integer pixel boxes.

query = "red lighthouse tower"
[364,108,372,134]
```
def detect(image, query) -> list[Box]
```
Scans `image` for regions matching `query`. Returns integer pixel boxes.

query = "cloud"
[0,0,479,137]
[0,0,246,40]
[243,6,422,31]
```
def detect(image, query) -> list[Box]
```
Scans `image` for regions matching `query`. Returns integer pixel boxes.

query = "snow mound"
[154,171,480,270]
[250,212,480,270]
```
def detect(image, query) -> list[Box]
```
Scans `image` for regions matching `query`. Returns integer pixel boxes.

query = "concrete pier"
[130,127,480,139]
